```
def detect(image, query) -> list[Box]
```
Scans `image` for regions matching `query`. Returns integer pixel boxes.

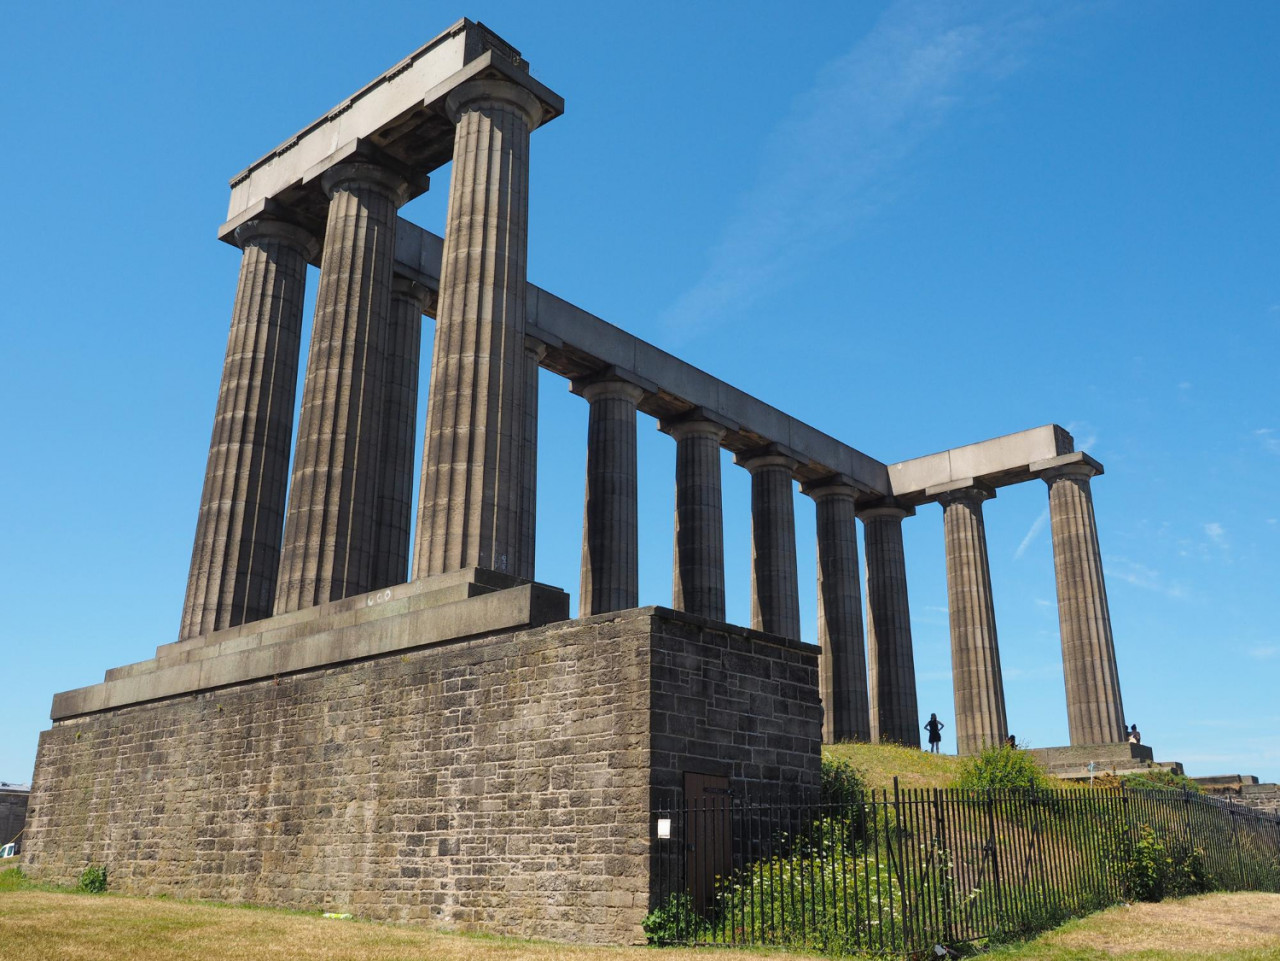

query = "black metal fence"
[649,784,1280,954]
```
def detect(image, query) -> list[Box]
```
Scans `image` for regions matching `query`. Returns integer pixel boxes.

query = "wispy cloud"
[1249,645,1279,661]
[659,0,1061,336]
[1103,554,1186,599]
[1064,420,1098,453]
[1203,522,1228,550]
[1255,428,1280,456]
[1014,508,1049,560]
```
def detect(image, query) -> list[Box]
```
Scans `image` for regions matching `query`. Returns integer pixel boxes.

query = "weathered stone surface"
[937,484,1007,755]
[859,504,920,747]
[1035,454,1126,746]
[516,340,547,580]
[275,163,408,613]
[739,451,801,641]
[415,79,542,579]
[667,417,727,621]
[180,219,317,639]
[578,377,645,616]
[0,789,27,851]
[369,279,432,590]
[25,610,819,945]
[805,481,870,743]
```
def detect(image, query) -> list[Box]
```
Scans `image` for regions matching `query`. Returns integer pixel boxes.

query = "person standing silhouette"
[924,713,944,753]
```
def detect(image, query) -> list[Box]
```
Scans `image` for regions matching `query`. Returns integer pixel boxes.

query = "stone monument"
[22,18,1130,944]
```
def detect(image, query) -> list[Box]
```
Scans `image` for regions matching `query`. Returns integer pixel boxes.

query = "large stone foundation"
[22,585,820,944]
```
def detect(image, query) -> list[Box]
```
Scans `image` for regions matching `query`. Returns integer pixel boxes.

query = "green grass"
[822,740,963,791]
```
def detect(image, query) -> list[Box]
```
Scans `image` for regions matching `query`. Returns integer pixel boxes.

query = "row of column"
[570,378,922,745]
[570,373,1125,752]
[935,459,1126,753]
[181,76,544,638]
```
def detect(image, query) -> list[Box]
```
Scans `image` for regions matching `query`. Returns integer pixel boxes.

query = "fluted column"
[369,278,432,590]
[739,450,801,641]
[516,340,547,581]
[1037,453,1126,745]
[275,162,409,614]
[805,480,870,743]
[937,483,1007,755]
[179,219,318,639]
[578,377,645,615]
[415,79,544,578]
[668,416,726,620]
[859,504,920,747]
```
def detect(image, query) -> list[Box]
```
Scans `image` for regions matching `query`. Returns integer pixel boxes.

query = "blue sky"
[1,1,1276,784]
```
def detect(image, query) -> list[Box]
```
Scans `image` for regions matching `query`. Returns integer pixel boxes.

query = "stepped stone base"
[22,588,821,944]
[1193,775,1280,818]
[1029,742,1184,780]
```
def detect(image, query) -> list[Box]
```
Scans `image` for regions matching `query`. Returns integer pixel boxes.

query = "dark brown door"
[684,772,733,911]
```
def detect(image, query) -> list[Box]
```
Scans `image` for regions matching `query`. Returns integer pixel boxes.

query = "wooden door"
[684,772,733,911]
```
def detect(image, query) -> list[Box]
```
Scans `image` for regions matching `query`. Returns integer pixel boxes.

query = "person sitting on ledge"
[1128,723,1141,744]
[924,713,944,753]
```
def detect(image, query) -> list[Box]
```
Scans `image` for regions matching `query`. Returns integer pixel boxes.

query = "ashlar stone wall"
[0,791,28,851]
[23,606,820,943]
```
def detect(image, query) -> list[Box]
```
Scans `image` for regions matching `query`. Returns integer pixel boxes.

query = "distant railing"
[648,784,1280,954]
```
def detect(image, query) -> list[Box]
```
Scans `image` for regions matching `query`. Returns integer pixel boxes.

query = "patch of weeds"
[77,865,108,894]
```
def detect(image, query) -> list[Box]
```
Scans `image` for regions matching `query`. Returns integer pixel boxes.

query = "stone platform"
[1029,742,1184,780]
[1192,775,1280,817]
[23,586,821,944]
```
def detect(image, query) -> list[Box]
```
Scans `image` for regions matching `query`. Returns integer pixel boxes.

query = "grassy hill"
[823,740,963,791]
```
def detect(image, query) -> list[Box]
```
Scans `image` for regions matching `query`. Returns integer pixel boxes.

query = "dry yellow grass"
[822,740,962,791]
[989,893,1280,960]
[0,890,809,961]
[2,884,1278,960]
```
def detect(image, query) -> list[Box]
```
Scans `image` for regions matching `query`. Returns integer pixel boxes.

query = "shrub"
[642,892,703,944]
[1105,823,1212,902]
[77,865,107,894]
[820,756,867,803]
[956,744,1054,793]
[1122,769,1202,793]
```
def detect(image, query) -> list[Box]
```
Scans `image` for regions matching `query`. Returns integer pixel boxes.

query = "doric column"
[369,278,432,590]
[1034,452,1126,745]
[577,376,645,615]
[414,79,544,579]
[667,415,727,621]
[179,219,318,639]
[859,503,920,747]
[738,449,801,641]
[274,161,409,614]
[804,479,870,743]
[516,339,547,581]
[936,482,1007,755]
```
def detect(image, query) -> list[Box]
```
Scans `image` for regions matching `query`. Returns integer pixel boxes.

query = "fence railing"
[649,784,1280,954]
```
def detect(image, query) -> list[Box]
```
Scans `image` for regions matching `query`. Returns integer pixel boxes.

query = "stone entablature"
[25,608,820,944]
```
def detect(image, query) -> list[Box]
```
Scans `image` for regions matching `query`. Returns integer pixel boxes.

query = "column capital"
[523,337,549,363]
[660,408,729,443]
[391,276,435,315]
[577,376,645,406]
[571,367,648,403]
[800,474,865,502]
[232,218,320,261]
[735,444,800,475]
[446,77,545,130]
[1031,451,1104,484]
[856,498,916,521]
[929,479,996,508]
[320,161,411,206]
